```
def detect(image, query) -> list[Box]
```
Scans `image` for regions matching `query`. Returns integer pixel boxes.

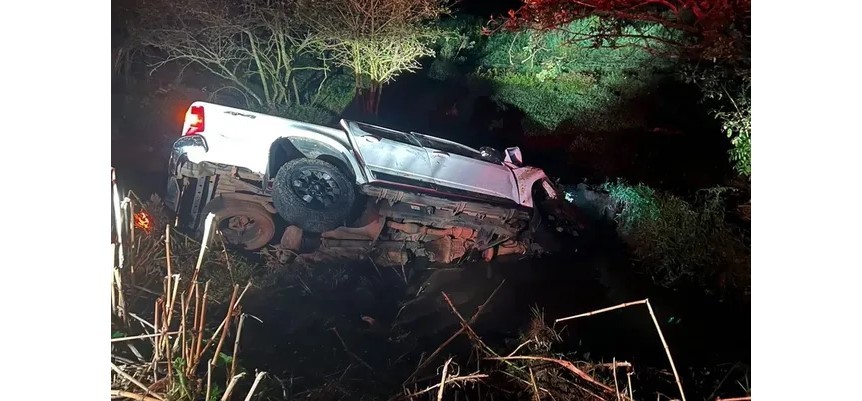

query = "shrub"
[681,62,751,177]
[427,16,482,80]
[604,182,750,289]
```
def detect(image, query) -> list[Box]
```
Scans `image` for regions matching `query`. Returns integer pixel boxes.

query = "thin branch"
[220,373,247,401]
[110,363,166,401]
[555,299,687,401]
[406,373,488,398]
[243,371,268,401]
[407,280,505,380]
[110,390,163,401]
[111,332,180,343]
[331,327,374,371]
[485,356,614,394]
[436,358,452,401]
[555,300,648,323]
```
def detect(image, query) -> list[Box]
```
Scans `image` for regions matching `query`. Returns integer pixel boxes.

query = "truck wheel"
[272,158,356,233]
[203,197,275,250]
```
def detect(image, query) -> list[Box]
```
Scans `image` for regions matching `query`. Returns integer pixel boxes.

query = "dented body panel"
[166,101,570,265]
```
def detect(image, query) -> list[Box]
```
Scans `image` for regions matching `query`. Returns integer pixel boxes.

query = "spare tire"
[272,158,356,233]
[202,197,275,250]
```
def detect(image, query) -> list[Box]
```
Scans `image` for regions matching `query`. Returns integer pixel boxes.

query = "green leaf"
[216,352,233,367]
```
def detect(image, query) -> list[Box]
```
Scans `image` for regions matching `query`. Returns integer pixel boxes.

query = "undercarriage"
[279,192,540,267]
[169,161,546,267]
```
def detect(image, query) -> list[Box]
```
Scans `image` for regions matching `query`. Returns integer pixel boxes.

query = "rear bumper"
[166,135,208,213]
[168,135,208,176]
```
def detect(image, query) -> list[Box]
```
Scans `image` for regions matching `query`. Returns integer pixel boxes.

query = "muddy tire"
[272,158,356,233]
[202,197,275,250]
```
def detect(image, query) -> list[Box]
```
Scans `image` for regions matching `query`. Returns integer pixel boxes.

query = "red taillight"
[184,105,205,136]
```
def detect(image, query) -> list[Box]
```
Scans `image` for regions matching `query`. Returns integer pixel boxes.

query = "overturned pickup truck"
[166,101,578,266]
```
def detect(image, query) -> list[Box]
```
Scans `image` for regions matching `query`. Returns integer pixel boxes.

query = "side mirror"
[504,146,524,166]
[479,146,503,163]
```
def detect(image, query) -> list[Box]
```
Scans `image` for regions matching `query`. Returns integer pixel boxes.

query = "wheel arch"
[516,167,560,208]
[267,136,363,184]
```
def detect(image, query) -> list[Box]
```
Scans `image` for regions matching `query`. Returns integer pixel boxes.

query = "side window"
[412,133,484,161]
[355,123,411,143]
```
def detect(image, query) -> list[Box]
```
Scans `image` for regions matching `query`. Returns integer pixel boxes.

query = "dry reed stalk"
[181,292,189,363]
[715,397,750,401]
[487,356,615,394]
[111,362,166,401]
[645,300,686,401]
[554,299,687,401]
[613,358,620,401]
[111,268,117,316]
[186,213,216,307]
[437,358,452,401]
[130,313,157,331]
[114,268,127,322]
[528,367,541,401]
[506,339,535,358]
[193,282,201,337]
[220,373,247,401]
[597,361,633,370]
[129,197,136,275]
[408,281,506,382]
[112,169,125,269]
[243,371,268,401]
[627,372,634,401]
[554,300,648,324]
[205,358,214,401]
[407,373,489,398]
[154,299,162,355]
[218,234,234,276]
[169,274,182,351]
[165,225,172,288]
[192,281,210,368]
[110,389,163,401]
[230,313,248,378]
[211,284,239,370]
[111,332,180,343]
[441,292,498,357]
[165,276,181,335]
[191,281,251,372]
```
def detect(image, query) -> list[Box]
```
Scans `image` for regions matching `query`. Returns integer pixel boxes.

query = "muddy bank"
[224,186,750,400]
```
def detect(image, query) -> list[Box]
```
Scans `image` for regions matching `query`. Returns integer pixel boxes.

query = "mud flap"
[165,176,181,213]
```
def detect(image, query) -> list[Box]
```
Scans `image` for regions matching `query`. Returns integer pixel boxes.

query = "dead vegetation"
[112,173,270,401]
[393,285,647,401]
[392,288,750,401]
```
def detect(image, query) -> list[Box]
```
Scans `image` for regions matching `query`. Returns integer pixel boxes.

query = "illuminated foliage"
[486,0,751,173]
[298,0,449,114]
[131,0,353,123]
[432,16,678,131]
[499,0,750,62]
[681,60,751,176]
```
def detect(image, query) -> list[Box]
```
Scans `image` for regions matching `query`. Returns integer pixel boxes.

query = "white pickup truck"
[166,101,578,265]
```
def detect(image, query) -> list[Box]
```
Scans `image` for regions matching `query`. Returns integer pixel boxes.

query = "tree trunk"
[358,81,382,116]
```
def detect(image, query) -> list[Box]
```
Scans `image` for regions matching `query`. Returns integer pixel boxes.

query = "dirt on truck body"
[165,101,578,266]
